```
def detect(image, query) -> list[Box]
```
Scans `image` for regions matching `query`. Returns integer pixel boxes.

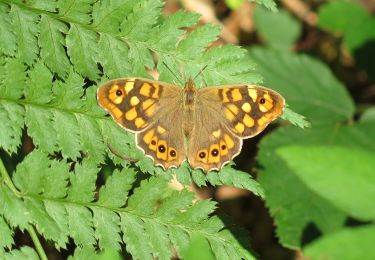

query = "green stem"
[28,226,48,260]
[0,157,47,260]
[0,156,21,197]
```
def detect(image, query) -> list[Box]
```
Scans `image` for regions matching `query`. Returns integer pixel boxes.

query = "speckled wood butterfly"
[97,78,285,172]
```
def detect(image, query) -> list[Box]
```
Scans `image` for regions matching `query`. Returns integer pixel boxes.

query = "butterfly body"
[97,78,285,172]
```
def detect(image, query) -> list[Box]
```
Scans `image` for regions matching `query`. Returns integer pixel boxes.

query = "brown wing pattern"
[97,78,181,133]
[198,85,285,138]
[188,85,285,171]
[98,78,186,169]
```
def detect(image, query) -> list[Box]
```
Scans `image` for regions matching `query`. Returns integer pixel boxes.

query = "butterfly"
[97,78,285,172]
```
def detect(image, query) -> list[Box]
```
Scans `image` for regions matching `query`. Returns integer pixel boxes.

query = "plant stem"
[0,157,47,259]
[28,226,48,260]
[0,156,20,197]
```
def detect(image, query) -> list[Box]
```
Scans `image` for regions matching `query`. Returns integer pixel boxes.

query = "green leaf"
[10,5,39,65]
[251,0,278,12]
[120,0,164,41]
[254,6,301,50]
[67,161,98,203]
[92,207,121,251]
[281,106,311,128]
[250,47,355,125]
[57,0,95,24]
[318,1,375,51]
[92,0,139,33]
[177,24,221,61]
[216,167,265,198]
[2,246,39,260]
[126,177,168,215]
[120,214,153,260]
[0,216,14,249]
[303,225,375,260]
[98,34,131,78]
[38,15,70,78]
[26,198,65,247]
[97,169,136,208]
[66,24,99,80]
[276,145,375,221]
[0,3,16,55]
[0,186,30,230]
[66,204,95,247]
[361,107,375,122]
[258,121,375,248]
[182,235,215,260]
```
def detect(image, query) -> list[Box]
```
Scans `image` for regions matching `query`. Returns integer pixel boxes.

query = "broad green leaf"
[276,145,375,221]
[318,1,375,51]
[304,225,375,260]
[250,47,355,124]
[251,0,277,12]
[254,6,301,50]
[258,122,375,248]
[361,107,375,122]
[318,1,368,33]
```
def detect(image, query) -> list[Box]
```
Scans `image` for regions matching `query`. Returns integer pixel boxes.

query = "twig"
[108,143,139,163]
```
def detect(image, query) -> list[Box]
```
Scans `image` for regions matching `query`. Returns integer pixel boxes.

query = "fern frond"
[0,150,255,258]
[2,246,39,259]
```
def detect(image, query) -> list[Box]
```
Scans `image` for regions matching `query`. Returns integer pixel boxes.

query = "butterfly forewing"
[198,85,285,138]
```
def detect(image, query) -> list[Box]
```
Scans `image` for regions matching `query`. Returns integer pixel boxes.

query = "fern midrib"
[0,96,105,120]
[21,190,232,246]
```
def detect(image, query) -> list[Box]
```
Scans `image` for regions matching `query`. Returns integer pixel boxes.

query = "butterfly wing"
[188,85,285,172]
[97,78,186,169]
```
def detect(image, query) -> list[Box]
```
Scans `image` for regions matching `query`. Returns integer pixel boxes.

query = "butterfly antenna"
[162,61,184,85]
[192,64,208,82]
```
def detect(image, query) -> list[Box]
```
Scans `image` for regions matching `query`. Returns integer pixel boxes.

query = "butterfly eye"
[259,98,266,104]
[199,151,206,158]
[116,90,123,96]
